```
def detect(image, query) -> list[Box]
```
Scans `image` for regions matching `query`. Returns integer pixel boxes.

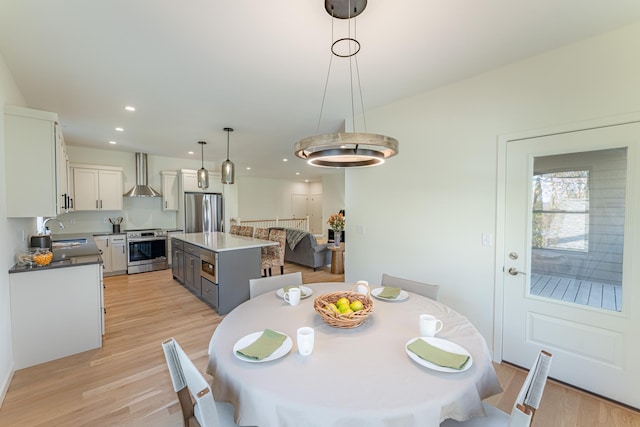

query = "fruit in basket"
[336,297,350,307]
[339,304,353,314]
[33,250,53,266]
[325,303,340,314]
[350,300,364,312]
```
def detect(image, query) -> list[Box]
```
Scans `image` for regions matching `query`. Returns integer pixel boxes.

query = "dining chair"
[381,273,440,301]
[440,350,553,427]
[249,272,302,299]
[162,338,237,427]
[229,225,241,235]
[238,226,254,237]
[261,229,286,276]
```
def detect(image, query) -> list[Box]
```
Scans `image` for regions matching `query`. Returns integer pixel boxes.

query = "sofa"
[280,228,331,271]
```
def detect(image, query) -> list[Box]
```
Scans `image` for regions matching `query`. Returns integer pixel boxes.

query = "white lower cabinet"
[110,235,127,274]
[10,264,103,369]
[94,235,127,276]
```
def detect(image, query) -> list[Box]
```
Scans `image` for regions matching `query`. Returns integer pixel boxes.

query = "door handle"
[508,267,526,276]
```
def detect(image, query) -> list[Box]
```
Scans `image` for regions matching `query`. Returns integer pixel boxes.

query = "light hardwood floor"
[0,264,638,426]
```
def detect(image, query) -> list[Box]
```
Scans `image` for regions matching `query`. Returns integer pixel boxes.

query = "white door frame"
[493,111,640,362]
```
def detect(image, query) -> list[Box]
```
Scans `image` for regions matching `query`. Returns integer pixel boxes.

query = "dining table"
[207,282,502,427]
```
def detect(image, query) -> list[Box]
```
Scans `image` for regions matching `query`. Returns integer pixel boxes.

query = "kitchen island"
[171,232,276,314]
[8,233,104,369]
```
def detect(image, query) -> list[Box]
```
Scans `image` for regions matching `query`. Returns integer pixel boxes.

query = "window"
[532,170,589,252]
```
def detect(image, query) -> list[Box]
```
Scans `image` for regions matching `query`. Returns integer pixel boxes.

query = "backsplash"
[55,197,178,234]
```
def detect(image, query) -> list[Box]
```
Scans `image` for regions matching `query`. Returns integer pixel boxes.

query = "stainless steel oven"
[126,229,168,274]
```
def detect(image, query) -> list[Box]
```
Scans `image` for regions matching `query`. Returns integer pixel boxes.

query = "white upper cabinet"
[161,171,179,211]
[179,169,221,193]
[72,165,123,211]
[4,106,71,217]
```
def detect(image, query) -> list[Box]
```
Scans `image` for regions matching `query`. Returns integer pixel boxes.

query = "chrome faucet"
[42,217,65,234]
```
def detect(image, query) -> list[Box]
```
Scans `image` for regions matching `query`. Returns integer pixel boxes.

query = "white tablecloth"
[207,283,502,427]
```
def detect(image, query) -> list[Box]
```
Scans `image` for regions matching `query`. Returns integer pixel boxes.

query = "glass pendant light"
[197,141,209,189]
[221,127,235,184]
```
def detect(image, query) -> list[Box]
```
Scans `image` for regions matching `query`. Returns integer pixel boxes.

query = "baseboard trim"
[0,365,15,408]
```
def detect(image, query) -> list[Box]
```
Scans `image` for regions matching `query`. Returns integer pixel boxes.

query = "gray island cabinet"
[171,232,276,314]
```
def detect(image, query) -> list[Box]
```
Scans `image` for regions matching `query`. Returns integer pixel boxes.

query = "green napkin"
[407,339,470,370]
[236,329,287,360]
[378,286,401,299]
[283,286,307,297]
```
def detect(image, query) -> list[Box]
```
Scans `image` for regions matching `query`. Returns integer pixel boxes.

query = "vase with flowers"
[327,212,345,247]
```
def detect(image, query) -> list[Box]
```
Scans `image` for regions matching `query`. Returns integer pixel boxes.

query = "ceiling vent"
[123,153,162,197]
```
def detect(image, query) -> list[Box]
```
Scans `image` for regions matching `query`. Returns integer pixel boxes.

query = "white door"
[502,122,640,408]
[310,194,323,235]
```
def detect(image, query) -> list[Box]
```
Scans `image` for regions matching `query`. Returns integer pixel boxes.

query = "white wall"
[322,171,345,235]
[0,51,30,405]
[236,176,311,221]
[345,22,640,346]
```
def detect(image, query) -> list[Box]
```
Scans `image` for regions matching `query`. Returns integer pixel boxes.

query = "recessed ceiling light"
[282,158,288,162]
[108,141,117,145]
[188,151,194,155]
[296,172,300,175]
[246,167,252,170]
[304,179,309,182]
[125,106,136,111]
[115,127,124,132]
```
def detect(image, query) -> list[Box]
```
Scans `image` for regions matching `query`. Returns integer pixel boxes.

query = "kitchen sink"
[49,259,73,266]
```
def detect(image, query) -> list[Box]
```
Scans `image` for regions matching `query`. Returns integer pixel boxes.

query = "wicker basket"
[313,283,374,328]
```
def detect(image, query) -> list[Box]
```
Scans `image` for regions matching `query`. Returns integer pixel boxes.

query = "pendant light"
[294,0,399,168]
[221,127,235,184]
[197,141,209,189]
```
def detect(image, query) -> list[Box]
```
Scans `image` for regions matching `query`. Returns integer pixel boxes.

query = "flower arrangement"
[327,212,345,232]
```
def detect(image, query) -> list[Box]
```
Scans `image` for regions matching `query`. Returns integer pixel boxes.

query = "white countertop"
[171,232,277,252]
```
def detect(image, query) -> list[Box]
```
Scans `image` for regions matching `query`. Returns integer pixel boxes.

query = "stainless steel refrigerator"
[184,192,223,233]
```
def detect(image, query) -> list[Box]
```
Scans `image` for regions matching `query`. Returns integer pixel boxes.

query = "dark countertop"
[9,232,103,274]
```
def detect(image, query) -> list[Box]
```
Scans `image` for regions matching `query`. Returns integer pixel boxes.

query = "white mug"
[297,327,315,356]
[283,287,301,306]
[355,280,369,295]
[419,314,443,337]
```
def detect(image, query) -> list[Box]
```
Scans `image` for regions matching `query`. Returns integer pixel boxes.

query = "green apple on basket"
[325,296,364,315]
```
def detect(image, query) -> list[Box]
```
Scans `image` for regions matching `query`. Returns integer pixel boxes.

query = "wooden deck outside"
[530,273,622,311]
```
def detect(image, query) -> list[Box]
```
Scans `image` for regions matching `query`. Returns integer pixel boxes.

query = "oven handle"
[128,237,167,243]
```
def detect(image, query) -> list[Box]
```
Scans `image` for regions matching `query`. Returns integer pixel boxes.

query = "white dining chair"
[441,350,553,427]
[381,273,440,301]
[249,272,302,299]
[162,338,237,427]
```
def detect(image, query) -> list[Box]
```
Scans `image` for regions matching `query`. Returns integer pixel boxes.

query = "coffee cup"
[283,287,301,306]
[297,327,315,356]
[355,280,369,295]
[419,314,443,337]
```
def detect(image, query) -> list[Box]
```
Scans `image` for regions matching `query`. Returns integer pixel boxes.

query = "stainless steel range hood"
[124,153,162,197]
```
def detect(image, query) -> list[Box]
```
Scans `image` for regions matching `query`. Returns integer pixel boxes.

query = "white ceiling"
[1,0,640,182]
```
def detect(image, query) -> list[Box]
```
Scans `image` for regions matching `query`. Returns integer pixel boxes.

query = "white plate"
[405,337,473,372]
[276,286,313,299]
[371,287,409,301]
[233,331,292,363]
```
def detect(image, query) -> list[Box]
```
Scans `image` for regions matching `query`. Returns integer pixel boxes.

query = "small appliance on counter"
[30,234,52,251]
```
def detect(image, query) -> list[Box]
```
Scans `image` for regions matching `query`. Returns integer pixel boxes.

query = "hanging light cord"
[226,130,230,159]
[201,141,205,167]
[316,0,367,138]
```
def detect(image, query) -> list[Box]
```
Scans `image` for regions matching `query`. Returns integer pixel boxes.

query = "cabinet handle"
[96,200,99,209]
[165,201,167,208]
[122,246,125,254]
[70,198,74,209]
[106,240,109,248]
[100,200,103,209]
